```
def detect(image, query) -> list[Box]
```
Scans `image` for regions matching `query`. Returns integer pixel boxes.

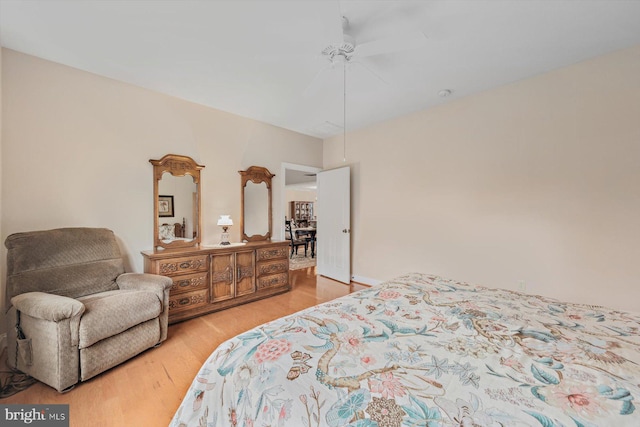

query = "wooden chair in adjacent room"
[285,219,308,258]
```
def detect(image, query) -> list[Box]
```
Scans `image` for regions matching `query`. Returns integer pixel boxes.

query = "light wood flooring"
[1,267,367,426]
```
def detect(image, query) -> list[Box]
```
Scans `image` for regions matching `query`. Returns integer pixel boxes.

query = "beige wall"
[324,44,640,312]
[0,48,322,327]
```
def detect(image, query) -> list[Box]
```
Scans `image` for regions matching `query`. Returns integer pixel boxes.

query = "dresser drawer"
[158,254,209,276]
[170,271,208,295]
[169,289,208,313]
[257,272,288,290]
[256,246,288,262]
[256,259,288,277]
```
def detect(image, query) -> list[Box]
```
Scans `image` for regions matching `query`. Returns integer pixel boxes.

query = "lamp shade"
[217,215,233,227]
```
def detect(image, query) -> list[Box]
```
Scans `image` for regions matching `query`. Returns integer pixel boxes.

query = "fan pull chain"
[343,61,347,162]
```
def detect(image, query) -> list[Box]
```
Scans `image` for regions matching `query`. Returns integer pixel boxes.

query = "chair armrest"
[116,273,173,294]
[11,292,85,322]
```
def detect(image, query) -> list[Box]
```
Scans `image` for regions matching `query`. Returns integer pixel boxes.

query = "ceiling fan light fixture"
[321,42,355,63]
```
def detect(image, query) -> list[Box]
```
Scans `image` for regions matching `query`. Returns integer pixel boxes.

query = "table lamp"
[217,215,233,245]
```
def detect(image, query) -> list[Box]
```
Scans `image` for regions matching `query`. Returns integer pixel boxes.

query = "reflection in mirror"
[150,154,204,249]
[244,181,268,237]
[239,166,275,242]
[158,173,197,242]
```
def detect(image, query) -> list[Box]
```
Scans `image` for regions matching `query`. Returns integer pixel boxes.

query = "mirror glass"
[239,166,274,242]
[244,181,268,237]
[150,154,204,249]
[157,173,197,242]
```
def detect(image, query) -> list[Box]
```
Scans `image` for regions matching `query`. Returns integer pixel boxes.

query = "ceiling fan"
[305,12,428,95]
[321,15,428,65]
[307,9,428,157]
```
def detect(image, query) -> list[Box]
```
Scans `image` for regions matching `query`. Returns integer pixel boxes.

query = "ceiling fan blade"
[349,60,390,86]
[302,62,334,97]
[322,1,345,44]
[355,30,428,58]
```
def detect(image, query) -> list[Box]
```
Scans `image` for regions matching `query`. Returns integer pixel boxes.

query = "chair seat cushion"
[77,290,162,348]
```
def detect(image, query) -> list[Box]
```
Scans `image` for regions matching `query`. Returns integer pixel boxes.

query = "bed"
[170,273,640,426]
[160,221,191,243]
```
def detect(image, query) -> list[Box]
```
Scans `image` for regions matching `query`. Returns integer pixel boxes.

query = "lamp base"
[220,228,230,245]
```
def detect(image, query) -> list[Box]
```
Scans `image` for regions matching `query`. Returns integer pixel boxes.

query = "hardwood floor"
[1,268,367,426]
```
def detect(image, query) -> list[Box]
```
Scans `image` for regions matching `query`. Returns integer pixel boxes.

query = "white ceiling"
[2,1,640,139]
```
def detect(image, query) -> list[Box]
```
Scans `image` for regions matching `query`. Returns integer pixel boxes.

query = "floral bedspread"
[171,273,640,426]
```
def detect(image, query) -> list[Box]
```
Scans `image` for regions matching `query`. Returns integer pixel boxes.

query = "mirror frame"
[150,154,205,249]
[239,166,275,242]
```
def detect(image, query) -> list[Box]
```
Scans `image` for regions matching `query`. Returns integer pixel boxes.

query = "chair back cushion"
[5,228,125,300]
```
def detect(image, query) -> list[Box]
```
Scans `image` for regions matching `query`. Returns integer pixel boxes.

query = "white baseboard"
[0,333,6,355]
[351,275,382,287]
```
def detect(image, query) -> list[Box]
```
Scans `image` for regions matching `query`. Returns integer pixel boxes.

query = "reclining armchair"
[5,227,173,392]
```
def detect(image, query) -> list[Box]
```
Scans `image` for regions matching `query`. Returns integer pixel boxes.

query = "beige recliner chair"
[5,227,173,392]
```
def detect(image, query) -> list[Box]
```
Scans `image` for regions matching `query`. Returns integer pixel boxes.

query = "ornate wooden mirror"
[239,166,275,242]
[150,154,204,249]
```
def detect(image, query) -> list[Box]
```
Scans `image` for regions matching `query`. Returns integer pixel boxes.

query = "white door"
[317,166,350,283]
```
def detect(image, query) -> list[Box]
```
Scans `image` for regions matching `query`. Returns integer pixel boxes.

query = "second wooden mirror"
[239,166,274,242]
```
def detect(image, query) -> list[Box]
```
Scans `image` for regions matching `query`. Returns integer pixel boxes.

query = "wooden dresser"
[142,240,289,324]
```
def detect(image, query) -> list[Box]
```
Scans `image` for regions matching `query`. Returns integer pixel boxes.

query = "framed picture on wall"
[158,195,174,217]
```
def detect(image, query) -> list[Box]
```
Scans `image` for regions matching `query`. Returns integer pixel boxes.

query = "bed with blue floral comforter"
[170,273,640,426]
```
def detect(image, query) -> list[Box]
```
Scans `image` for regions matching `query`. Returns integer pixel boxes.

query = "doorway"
[280,163,352,284]
[280,163,321,241]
